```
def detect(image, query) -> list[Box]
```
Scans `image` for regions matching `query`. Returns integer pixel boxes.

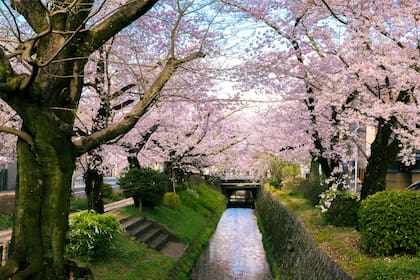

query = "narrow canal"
[191,208,272,280]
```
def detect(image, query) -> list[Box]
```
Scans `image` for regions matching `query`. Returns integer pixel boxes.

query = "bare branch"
[10,0,49,34]
[0,125,33,146]
[320,0,347,25]
[87,0,159,52]
[1,0,22,41]
[73,50,206,155]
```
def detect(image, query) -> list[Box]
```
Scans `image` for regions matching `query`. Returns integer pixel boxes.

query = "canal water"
[191,208,272,280]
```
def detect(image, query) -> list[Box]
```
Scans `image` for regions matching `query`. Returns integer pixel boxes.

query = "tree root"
[0,258,19,280]
[66,259,94,280]
[0,258,39,280]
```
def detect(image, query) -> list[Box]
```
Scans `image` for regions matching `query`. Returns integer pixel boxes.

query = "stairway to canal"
[118,215,187,260]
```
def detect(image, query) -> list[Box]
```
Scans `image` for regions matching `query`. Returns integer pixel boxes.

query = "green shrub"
[67,211,120,262]
[163,192,182,209]
[101,183,113,200]
[269,178,281,188]
[118,167,168,208]
[70,196,88,212]
[319,190,360,227]
[179,184,224,218]
[204,175,221,189]
[358,190,420,256]
[281,176,304,190]
[297,178,328,206]
[0,213,13,230]
[0,194,15,215]
[103,190,125,205]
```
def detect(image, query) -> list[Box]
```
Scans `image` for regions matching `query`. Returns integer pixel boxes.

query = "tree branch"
[0,125,34,146]
[87,0,159,52]
[73,51,205,155]
[320,0,347,25]
[10,0,49,34]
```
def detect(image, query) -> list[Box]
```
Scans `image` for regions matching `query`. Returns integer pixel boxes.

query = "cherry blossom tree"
[221,0,420,198]
[0,100,19,169]
[0,0,213,277]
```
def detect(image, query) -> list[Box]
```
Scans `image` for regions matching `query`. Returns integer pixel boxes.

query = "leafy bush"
[118,167,168,208]
[297,178,328,206]
[319,190,360,227]
[70,196,88,212]
[281,176,304,190]
[358,190,420,256]
[163,192,182,209]
[101,183,113,200]
[0,213,13,230]
[103,190,125,205]
[179,184,224,218]
[0,194,15,215]
[204,175,221,189]
[67,211,120,262]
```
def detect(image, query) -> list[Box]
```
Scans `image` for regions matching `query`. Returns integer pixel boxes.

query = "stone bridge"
[220,178,261,208]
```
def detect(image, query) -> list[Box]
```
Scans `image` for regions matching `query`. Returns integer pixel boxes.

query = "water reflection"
[191,208,272,280]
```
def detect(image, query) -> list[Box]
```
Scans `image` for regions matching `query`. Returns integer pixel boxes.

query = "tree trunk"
[84,169,105,214]
[361,120,400,199]
[128,155,141,169]
[133,195,142,212]
[0,118,75,279]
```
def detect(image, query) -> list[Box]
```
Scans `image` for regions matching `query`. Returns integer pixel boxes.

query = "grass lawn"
[90,233,175,280]
[123,204,206,244]
[90,183,226,280]
[270,186,420,280]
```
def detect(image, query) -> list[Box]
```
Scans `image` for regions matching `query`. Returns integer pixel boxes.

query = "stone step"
[130,221,153,238]
[139,227,161,244]
[121,216,145,232]
[148,232,170,251]
[116,214,188,259]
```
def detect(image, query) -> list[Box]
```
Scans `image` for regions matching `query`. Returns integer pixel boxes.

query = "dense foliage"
[297,178,329,206]
[162,192,182,209]
[118,168,168,208]
[67,212,120,262]
[320,190,360,227]
[179,184,223,218]
[0,213,13,231]
[269,159,301,188]
[358,190,420,256]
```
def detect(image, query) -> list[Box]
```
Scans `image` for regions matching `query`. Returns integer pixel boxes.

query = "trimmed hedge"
[358,190,420,256]
[163,192,182,209]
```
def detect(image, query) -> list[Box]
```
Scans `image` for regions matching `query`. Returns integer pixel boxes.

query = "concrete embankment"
[256,187,352,280]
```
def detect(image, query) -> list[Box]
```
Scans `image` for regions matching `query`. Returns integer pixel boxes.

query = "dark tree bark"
[124,123,160,169]
[0,1,208,278]
[361,119,400,199]
[84,169,104,213]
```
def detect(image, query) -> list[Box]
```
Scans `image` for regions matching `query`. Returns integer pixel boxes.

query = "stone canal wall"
[256,188,352,280]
